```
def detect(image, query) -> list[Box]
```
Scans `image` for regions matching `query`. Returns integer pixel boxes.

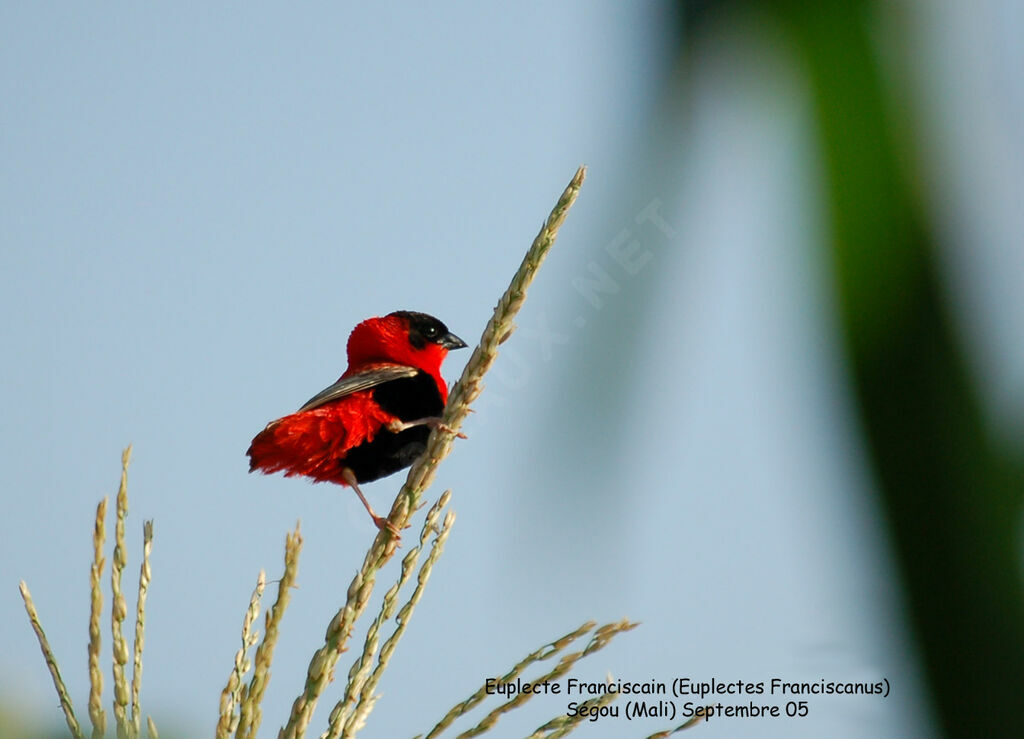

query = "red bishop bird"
[247,311,467,534]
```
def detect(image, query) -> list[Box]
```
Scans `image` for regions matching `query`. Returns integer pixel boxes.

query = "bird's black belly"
[345,371,444,484]
[344,426,431,483]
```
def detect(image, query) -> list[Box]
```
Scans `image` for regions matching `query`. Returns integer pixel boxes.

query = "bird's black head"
[389,311,468,351]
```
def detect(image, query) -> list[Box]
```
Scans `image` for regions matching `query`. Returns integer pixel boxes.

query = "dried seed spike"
[279,167,586,739]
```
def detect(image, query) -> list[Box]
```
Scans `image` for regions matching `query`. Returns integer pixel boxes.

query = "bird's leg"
[386,417,467,439]
[340,467,402,538]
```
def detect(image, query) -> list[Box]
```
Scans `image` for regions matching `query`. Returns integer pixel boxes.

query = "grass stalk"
[418,620,596,739]
[452,619,637,738]
[345,503,454,738]
[279,166,586,739]
[237,524,304,739]
[130,520,154,737]
[326,492,454,739]
[641,714,707,737]
[525,688,619,738]
[111,445,133,739]
[89,497,108,739]
[19,580,85,739]
[218,571,266,739]
[387,165,587,530]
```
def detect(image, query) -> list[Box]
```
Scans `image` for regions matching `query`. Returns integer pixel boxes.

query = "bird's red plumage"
[246,312,460,490]
[247,390,399,485]
[344,315,450,403]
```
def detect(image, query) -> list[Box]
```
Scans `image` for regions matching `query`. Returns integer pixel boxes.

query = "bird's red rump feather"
[247,391,398,486]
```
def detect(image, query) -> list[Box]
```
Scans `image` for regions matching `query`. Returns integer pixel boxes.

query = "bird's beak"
[440,332,468,350]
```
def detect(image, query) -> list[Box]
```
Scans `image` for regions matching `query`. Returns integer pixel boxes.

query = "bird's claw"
[436,422,467,439]
[387,417,467,439]
[373,515,403,540]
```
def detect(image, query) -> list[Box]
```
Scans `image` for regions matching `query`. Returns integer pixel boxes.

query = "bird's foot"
[372,514,404,540]
[387,417,467,439]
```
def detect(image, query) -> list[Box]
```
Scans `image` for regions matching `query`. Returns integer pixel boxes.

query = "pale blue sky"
[2,3,1021,738]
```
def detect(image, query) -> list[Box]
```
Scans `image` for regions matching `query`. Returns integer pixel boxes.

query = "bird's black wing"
[296,364,419,412]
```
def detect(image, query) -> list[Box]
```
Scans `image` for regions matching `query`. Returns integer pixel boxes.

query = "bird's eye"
[423,325,438,338]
